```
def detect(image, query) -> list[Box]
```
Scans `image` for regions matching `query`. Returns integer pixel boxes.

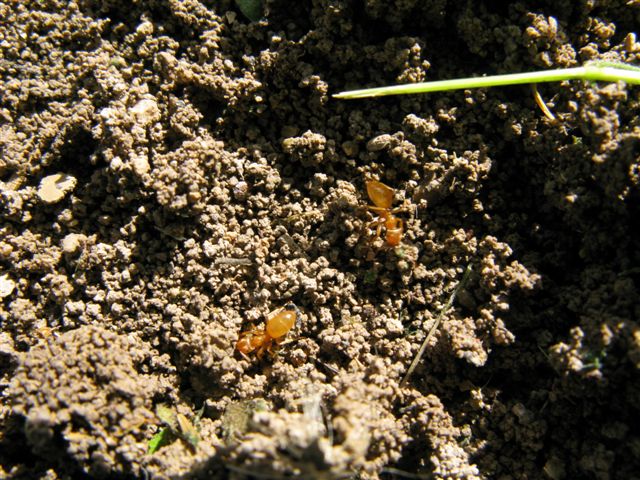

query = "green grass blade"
[333,63,640,99]
[148,427,175,454]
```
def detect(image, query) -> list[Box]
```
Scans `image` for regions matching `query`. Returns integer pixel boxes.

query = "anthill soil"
[1,1,640,479]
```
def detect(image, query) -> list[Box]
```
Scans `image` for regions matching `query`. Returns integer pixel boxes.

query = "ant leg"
[376,220,383,239]
[266,339,281,358]
[366,218,384,243]
[367,206,389,214]
[390,199,412,215]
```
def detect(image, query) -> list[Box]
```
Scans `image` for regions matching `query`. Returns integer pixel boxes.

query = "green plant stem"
[333,62,640,99]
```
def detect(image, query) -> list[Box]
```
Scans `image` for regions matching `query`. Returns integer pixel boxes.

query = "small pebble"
[61,233,86,255]
[0,273,15,298]
[37,173,77,204]
[130,97,160,126]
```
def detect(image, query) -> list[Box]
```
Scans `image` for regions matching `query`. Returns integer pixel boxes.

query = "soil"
[1,1,640,479]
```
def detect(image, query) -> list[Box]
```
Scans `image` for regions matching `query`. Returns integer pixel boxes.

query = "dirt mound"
[1,1,639,479]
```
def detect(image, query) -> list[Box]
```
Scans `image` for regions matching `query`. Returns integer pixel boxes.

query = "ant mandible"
[236,304,298,358]
[365,179,409,247]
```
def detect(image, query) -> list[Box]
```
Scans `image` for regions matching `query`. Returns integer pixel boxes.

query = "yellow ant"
[236,304,298,358]
[365,179,408,247]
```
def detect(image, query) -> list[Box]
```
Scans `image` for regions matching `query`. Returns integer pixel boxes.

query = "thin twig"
[400,264,473,387]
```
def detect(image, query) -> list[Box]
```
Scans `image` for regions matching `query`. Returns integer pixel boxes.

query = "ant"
[365,179,409,247]
[236,304,298,358]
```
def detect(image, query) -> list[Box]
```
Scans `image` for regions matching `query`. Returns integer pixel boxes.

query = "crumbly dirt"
[1,1,639,479]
